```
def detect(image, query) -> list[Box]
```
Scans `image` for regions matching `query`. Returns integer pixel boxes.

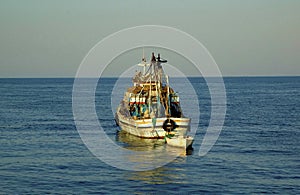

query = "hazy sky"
[0,0,299,77]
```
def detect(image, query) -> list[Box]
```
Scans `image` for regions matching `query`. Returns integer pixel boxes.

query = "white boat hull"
[115,110,190,139]
[165,136,194,149]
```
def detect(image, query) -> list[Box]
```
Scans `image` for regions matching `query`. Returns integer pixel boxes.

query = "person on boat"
[151,52,156,62]
[140,104,148,118]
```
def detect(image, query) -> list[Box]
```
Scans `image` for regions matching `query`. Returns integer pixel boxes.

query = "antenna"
[139,47,146,74]
[142,47,145,62]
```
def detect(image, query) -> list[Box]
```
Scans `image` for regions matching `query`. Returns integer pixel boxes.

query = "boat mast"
[149,70,152,114]
[148,53,155,115]
[147,52,168,118]
[166,75,171,117]
[142,48,146,74]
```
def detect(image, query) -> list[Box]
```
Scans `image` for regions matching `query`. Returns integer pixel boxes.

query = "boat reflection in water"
[117,130,193,186]
[117,130,193,155]
[115,130,193,171]
[127,163,188,185]
[117,130,165,151]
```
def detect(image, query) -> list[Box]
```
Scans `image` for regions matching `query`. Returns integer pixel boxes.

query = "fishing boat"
[115,52,191,139]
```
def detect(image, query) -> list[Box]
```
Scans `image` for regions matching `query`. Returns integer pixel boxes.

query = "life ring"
[163,118,177,132]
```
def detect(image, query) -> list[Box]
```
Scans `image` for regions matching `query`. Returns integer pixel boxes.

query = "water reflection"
[116,130,165,151]
[116,130,193,155]
[117,130,193,184]
[127,163,187,185]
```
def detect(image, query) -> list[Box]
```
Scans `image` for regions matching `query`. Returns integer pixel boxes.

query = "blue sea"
[0,77,299,194]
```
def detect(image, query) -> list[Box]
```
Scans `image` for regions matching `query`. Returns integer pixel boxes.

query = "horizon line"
[0,75,299,79]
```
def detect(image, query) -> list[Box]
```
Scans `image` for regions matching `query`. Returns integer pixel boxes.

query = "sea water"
[0,77,299,194]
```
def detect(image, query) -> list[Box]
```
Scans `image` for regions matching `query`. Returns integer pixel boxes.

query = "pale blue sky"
[0,0,299,77]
